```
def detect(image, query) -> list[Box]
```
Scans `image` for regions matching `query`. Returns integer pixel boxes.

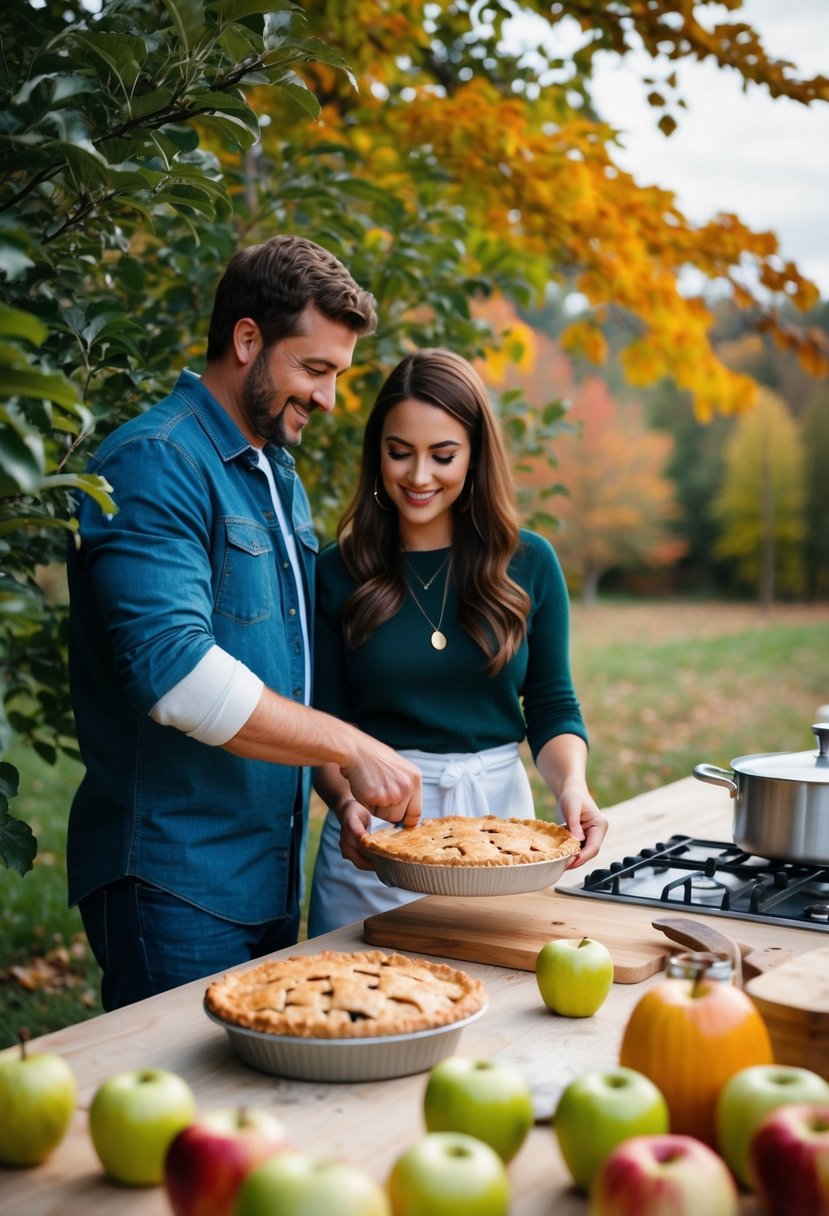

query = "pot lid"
[732,723,829,783]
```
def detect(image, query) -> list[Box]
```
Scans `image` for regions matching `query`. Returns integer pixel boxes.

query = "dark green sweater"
[314,530,587,759]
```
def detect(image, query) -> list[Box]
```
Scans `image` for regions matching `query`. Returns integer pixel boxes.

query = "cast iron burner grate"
[558,835,829,932]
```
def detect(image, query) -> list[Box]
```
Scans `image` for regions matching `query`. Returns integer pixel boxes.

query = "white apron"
[307,741,534,937]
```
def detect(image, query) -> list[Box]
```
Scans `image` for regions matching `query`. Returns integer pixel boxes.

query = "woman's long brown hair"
[337,348,530,675]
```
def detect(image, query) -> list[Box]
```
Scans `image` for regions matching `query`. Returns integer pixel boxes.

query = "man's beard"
[241,351,308,448]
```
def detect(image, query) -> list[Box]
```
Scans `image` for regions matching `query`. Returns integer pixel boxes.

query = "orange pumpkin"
[619,962,773,1145]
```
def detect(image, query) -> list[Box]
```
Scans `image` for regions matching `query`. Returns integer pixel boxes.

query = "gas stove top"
[559,835,829,932]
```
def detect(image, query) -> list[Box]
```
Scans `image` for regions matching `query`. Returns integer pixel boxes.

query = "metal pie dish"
[365,850,571,897]
[204,1000,487,1082]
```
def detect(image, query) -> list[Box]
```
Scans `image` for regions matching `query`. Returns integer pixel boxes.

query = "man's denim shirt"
[66,370,317,923]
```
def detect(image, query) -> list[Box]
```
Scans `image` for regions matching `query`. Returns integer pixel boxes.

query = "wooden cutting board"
[744,947,829,1079]
[362,890,674,983]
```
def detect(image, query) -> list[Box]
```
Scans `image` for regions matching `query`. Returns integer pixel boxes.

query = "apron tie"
[436,755,489,816]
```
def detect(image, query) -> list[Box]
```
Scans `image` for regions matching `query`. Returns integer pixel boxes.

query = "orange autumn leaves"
[253,1,828,421]
[388,80,818,420]
[486,319,684,601]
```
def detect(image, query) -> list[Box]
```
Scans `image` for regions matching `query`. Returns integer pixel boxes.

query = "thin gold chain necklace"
[401,548,452,591]
[404,556,453,650]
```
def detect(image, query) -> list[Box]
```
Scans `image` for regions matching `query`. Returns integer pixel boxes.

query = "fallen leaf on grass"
[7,946,87,993]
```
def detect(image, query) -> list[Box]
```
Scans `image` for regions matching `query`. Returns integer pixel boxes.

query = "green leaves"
[0,0,362,869]
[0,302,86,497]
[161,0,207,55]
[40,473,118,518]
[72,31,149,98]
[0,762,36,876]
[0,0,342,247]
[0,367,79,411]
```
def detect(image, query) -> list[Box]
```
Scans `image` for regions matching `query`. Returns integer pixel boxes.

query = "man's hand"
[224,690,421,827]
[340,739,422,828]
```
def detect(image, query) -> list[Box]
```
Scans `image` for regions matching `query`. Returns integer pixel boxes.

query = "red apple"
[589,1133,738,1216]
[164,1107,290,1216]
[715,1064,829,1188]
[750,1103,829,1216]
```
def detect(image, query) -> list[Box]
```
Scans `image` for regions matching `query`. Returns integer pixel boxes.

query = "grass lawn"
[1,598,826,1048]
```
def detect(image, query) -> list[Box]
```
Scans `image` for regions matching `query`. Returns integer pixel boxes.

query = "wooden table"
[3,778,821,1214]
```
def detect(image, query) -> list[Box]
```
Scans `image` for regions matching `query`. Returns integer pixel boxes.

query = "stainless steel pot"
[693,723,829,865]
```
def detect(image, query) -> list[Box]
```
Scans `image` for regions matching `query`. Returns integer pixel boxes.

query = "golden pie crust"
[361,815,580,868]
[204,950,486,1039]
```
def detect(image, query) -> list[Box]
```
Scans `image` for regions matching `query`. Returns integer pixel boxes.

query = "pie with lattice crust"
[361,815,580,867]
[204,950,486,1039]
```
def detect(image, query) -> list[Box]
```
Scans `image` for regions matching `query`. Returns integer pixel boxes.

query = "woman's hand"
[535,734,607,868]
[558,781,607,868]
[335,797,377,871]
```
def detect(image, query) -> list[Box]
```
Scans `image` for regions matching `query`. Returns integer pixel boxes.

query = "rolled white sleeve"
[150,646,263,746]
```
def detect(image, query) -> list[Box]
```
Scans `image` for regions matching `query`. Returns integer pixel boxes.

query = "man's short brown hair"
[206,235,377,360]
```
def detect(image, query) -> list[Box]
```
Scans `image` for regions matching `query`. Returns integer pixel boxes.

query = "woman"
[308,348,606,935]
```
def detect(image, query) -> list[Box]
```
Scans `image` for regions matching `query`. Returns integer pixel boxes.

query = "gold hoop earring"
[373,474,391,512]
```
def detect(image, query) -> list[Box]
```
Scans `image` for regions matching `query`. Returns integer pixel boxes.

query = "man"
[66,235,422,1010]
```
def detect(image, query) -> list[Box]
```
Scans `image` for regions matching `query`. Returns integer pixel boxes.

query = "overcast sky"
[507,0,829,299]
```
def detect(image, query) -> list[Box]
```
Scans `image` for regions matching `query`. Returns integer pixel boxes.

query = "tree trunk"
[581,565,601,606]
[759,430,775,611]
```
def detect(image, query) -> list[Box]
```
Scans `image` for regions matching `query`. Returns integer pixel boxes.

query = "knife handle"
[651,916,743,985]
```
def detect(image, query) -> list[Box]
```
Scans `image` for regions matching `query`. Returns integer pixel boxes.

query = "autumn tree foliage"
[519,362,683,602]
[714,390,806,606]
[480,302,684,600]
[286,0,828,422]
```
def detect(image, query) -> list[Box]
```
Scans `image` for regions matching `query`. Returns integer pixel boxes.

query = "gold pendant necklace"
[401,549,452,592]
[405,556,452,650]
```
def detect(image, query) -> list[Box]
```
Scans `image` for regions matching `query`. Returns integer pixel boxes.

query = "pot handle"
[813,723,829,761]
[692,763,738,798]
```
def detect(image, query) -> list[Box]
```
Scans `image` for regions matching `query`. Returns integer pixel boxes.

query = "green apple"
[387,1131,510,1216]
[553,1066,670,1191]
[715,1064,829,1188]
[236,1149,390,1216]
[0,1035,76,1166]
[535,936,614,1017]
[89,1066,197,1185]
[423,1056,534,1163]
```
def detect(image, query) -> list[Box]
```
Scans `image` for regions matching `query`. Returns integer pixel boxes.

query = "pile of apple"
[0,1035,389,1213]
[4,936,829,1216]
[0,1027,520,1214]
[554,1060,829,1215]
[532,934,829,1216]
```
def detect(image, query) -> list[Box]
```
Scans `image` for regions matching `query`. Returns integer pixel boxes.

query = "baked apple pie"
[361,815,580,868]
[204,949,486,1039]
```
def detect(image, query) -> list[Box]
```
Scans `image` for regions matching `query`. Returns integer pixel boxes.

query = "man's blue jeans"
[79,878,300,1011]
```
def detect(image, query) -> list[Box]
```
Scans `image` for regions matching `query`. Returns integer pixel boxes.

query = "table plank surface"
[2,777,820,1214]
